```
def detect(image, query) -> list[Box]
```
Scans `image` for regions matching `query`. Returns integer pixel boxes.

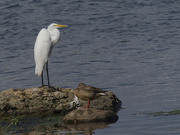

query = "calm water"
[1,0,180,134]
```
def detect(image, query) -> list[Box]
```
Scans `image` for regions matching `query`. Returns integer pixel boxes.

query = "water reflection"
[18,121,116,135]
[58,122,111,134]
[2,114,118,135]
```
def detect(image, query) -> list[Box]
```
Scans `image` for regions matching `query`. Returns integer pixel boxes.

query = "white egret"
[34,23,67,87]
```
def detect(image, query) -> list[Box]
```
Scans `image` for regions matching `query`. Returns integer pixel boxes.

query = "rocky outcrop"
[63,107,118,124]
[0,86,122,117]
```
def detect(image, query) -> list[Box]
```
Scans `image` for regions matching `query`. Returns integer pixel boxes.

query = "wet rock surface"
[63,107,119,124]
[0,86,122,117]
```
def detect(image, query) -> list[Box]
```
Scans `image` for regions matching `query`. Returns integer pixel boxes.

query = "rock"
[0,86,122,117]
[63,107,118,124]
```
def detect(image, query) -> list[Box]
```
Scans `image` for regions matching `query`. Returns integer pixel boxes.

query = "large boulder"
[63,107,119,124]
[0,86,122,117]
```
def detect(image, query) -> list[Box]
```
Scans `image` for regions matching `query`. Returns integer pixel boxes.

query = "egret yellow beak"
[54,24,68,28]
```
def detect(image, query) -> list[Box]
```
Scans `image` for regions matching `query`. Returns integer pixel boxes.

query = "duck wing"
[84,85,106,93]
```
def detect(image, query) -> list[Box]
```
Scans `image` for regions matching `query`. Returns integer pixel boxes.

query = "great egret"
[34,23,67,87]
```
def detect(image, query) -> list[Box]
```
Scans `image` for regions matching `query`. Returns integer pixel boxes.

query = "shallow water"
[1,0,180,134]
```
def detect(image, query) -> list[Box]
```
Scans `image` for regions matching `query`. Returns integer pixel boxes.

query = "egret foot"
[39,85,56,91]
[39,85,46,88]
[47,85,57,92]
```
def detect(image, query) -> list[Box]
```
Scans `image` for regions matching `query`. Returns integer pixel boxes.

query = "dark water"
[1,0,180,134]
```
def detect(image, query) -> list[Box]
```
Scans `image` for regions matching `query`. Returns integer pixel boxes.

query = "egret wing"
[34,28,52,76]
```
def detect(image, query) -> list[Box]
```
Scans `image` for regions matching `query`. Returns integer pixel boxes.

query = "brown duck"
[74,83,107,107]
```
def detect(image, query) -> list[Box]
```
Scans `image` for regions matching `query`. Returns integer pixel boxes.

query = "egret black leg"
[46,62,50,87]
[41,72,44,87]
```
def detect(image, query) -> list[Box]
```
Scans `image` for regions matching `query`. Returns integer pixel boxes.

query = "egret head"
[54,24,68,28]
[48,23,67,31]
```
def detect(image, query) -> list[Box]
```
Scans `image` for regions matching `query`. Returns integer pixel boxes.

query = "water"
[1,0,180,134]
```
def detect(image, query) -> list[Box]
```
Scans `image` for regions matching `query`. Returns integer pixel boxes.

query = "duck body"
[74,83,106,107]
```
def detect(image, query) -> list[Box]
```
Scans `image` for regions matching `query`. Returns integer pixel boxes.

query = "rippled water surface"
[1,0,180,134]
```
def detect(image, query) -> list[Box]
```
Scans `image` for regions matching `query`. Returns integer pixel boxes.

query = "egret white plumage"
[34,23,67,87]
